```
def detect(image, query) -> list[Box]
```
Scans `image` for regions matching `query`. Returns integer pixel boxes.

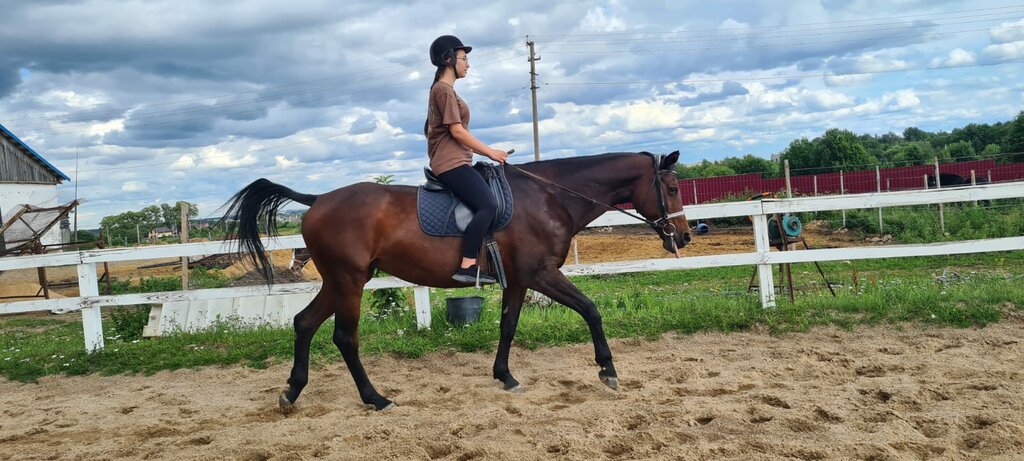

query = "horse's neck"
[530,156,646,231]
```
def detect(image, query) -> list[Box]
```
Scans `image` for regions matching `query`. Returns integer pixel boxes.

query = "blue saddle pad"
[417,163,514,237]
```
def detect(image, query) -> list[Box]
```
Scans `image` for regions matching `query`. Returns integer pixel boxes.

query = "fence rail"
[1,181,1022,353]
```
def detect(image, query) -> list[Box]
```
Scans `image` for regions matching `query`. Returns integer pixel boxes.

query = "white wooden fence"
[1,181,1022,353]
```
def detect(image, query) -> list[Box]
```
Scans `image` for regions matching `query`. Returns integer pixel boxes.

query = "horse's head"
[631,151,691,255]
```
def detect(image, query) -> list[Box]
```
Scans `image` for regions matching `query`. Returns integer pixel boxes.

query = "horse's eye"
[668,187,678,195]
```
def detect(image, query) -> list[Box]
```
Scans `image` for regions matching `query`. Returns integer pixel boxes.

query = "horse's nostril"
[683,232,692,243]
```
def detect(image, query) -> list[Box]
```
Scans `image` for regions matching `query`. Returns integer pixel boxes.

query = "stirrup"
[453,265,496,286]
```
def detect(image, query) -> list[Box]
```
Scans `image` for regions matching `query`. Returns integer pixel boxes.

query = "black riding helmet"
[429,35,472,67]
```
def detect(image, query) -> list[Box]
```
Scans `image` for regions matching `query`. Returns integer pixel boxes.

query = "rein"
[502,153,685,232]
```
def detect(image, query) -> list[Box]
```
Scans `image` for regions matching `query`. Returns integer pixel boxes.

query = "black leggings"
[436,165,498,260]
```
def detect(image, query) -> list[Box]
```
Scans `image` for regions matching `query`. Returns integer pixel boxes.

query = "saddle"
[417,163,513,237]
[417,162,514,288]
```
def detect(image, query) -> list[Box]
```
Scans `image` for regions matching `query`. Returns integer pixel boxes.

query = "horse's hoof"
[501,377,523,392]
[600,375,619,390]
[279,394,295,415]
[365,402,396,411]
[506,384,526,393]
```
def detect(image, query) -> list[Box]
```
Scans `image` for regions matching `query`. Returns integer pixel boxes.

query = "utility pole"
[527,37,540,161]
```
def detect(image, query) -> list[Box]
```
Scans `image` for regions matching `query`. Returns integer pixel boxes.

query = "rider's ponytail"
[424,66,447,136]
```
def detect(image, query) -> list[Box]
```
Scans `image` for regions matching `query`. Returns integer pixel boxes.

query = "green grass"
[2,252,1021,383]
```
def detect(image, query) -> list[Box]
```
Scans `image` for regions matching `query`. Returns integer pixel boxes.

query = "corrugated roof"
[0,121,71,182]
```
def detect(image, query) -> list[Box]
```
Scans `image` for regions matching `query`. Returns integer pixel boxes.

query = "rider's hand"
[487,148,508,164]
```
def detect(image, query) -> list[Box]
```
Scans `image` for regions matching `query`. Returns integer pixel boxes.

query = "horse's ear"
[660,151,680,170]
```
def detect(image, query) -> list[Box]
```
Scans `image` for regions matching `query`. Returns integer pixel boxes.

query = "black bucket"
[446,296,484,325]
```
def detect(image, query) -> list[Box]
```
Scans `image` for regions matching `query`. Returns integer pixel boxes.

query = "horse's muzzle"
[662,231,690,254]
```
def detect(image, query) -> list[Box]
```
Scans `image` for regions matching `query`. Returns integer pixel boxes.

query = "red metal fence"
[677,160,1024,206]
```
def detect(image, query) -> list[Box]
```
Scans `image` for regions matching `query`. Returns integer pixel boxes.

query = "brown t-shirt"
[426,82,472,175]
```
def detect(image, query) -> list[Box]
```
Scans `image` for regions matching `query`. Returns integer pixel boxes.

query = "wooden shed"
[1,122,70,246]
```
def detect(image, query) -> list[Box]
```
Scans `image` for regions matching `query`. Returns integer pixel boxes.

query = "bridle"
[504,152,685,252]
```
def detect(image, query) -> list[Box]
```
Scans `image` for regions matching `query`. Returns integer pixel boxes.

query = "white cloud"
[719,18,750,30]
[929,48,976,67]
[989,19,1024,44]
[195,147,257,168]
[579,6,625,32]
[121,181,145,192]
[824,74,874,86]
[880,90,920,111]
[37,89,107,109]
[171,155,196,170]
[983,41,1024,60]
[275,155,298,169]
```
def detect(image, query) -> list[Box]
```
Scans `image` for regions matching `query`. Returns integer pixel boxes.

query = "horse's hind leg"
[493,285,527,391]
[280,291,334,413]
[532,269,618,390]
[333,280,393,410]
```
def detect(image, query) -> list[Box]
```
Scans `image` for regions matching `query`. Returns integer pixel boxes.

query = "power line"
[540,24,1024,55]
[541,15,1024,47]
[528,5,1024,38]
[542,58,1024,86]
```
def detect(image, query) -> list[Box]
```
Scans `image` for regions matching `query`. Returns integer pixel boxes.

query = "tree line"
[676,111,1024,178]
[99,201,198,246]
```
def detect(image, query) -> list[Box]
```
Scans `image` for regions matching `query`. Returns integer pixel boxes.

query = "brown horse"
[221,151,691,411]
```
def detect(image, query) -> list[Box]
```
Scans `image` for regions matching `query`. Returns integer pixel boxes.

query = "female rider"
[425,35,508,284]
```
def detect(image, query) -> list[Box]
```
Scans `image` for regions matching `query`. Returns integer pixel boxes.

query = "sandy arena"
[1,319,1022,460]
[2,228,1022,459]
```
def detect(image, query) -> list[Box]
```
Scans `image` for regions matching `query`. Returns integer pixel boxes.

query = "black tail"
[218,178,318,285]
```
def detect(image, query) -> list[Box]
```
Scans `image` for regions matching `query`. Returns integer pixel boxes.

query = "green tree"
[100,210,153,246]
[160,201,199,229]
[675,160,736,179]
[719,154,780,177]
[884,141,946,166]
[1004,110,1024,162]
[981,143,1001,157]
[782,129,874,174]
[373,175,395,185]
[903,126,931,143]
[942,140,977,162]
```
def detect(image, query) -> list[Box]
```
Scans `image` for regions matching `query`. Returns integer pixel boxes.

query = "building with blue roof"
[1,121,70,247]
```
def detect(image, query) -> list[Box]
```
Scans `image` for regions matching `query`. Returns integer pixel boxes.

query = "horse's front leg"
[493,285,527,391]
[532,269,618,390]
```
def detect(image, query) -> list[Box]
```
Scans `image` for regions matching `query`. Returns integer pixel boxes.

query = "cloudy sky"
[1,0,1022,228]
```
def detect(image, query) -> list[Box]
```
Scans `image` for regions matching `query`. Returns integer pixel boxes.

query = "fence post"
[77,263,104,353]
[180,202,190,289]
[971,170,978,206]
[752,214,776,308]
[413,286,431,329]
[784,160,792,198]
[934,158,944,233]
[840,171,846,228]
[875,166,883,235]
[813,175,817,196]
[692,180,698,205]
